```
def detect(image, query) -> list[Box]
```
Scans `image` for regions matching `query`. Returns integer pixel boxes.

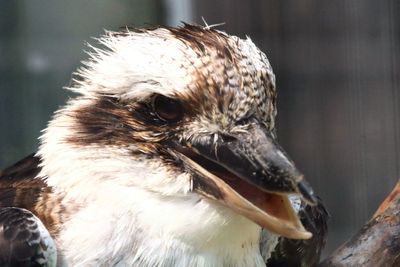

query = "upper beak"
[168,123,317,239]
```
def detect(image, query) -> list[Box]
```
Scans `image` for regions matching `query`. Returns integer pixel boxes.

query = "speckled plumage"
[0,24,327,267]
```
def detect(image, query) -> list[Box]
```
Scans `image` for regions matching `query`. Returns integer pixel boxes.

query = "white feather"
[36,98,266,266]
[36,26,281,266]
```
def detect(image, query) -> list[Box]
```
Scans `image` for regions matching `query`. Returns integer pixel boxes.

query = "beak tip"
[301,231,313,240]
[298,180,318,205]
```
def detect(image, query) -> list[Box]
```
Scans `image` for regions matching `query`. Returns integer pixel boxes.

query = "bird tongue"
[214,171,297,224]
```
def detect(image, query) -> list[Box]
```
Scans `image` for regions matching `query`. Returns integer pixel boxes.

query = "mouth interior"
[184,150,299,224]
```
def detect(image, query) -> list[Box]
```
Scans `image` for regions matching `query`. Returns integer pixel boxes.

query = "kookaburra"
[0,24,328,267]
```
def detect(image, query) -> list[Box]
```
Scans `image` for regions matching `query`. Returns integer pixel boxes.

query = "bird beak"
[169,123,316,240]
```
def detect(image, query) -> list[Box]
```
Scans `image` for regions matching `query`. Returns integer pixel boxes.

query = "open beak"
[168,123,317,240]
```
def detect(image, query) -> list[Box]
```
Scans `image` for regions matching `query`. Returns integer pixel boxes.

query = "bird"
[0,24,328,267]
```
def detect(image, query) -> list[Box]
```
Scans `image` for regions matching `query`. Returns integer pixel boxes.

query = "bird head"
[39,24,316,241]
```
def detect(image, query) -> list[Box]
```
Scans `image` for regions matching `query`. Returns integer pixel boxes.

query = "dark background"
[1,0,399,257]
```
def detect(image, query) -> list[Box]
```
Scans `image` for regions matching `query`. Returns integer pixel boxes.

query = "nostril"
[220,133,237,143]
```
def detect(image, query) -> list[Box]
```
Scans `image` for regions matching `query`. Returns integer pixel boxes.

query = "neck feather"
[37,99,272,266]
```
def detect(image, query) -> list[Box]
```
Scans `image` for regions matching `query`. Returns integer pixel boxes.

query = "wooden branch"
[319,181,400,267]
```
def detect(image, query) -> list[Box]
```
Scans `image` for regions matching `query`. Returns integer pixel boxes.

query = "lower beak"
[168,123,316,239]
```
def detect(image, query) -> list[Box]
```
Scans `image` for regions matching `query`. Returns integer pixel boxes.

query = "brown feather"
[0,154,66,236]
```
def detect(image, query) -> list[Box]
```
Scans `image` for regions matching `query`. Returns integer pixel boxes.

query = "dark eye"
[152,94,183,122]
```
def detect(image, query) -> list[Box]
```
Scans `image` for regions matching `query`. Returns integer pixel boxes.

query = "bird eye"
[152,95,183,122]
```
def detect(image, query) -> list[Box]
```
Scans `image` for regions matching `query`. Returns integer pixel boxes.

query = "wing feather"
[0,207,57,267]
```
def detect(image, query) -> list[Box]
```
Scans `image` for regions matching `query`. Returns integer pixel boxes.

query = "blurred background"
[0,0,399,257]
